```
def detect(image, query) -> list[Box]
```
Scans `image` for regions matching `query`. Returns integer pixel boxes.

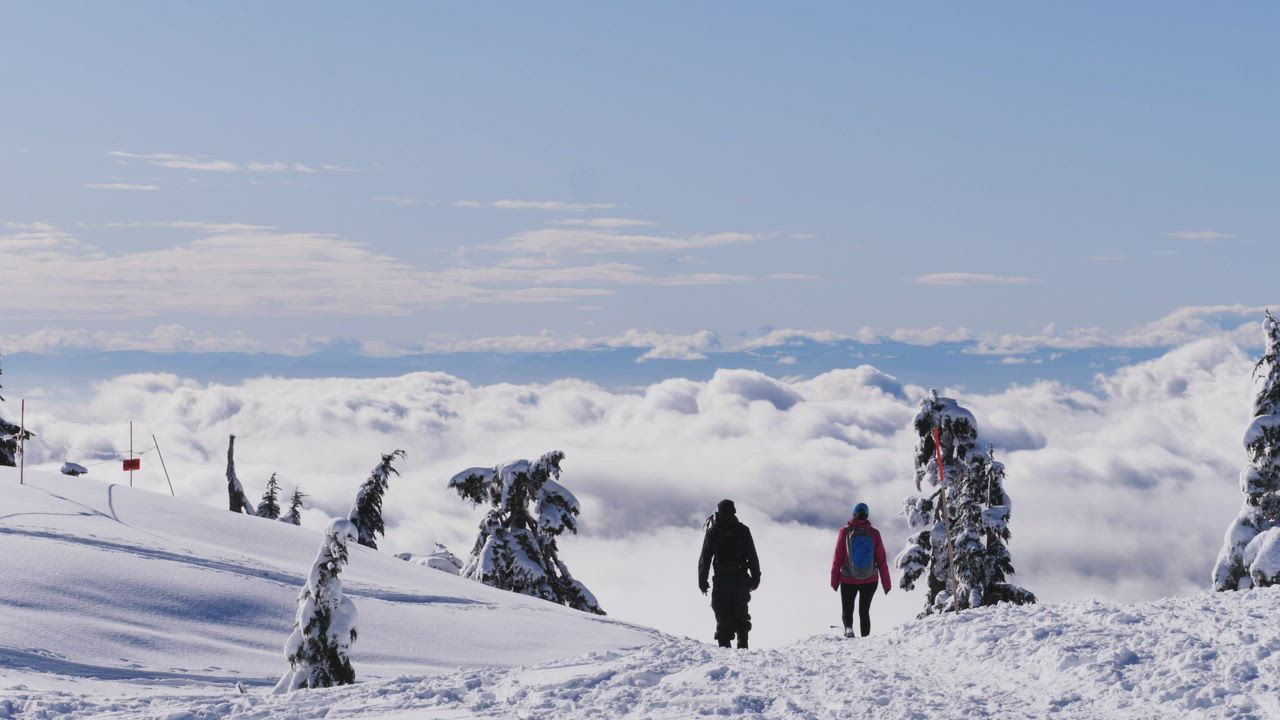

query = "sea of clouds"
[10,337,1257,648]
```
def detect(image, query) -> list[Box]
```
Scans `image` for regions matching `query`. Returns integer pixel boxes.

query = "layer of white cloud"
[6,305,1270,360]
[0,326,268,354]
[967,305,1268,355]
[910,273,1037,286]
[9,339,1257,646]
[739,328,878,351]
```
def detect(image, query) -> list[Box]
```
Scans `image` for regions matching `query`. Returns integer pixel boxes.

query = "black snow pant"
[840,583,875,637]
[711,582,752,646]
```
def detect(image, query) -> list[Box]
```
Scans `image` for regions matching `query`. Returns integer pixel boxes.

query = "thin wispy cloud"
[109,151,238,172]
[909,272,1036,286]
[1165,230,1234,242]
[554,218,658,228]
[110,151,332,174]
[248,161,320,173]
[374,196,419,206]
[767,272,822,281]
[454,199,619,212]
[0,223,757,318]
[93,221,277,233]
[495,228,757,255]
[83,182,160,191]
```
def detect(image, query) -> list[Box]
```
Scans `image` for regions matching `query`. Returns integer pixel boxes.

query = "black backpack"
[705,514,747,576]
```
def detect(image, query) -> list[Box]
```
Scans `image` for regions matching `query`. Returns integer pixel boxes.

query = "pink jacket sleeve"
[830,527,847,588]
[874,529,892,592]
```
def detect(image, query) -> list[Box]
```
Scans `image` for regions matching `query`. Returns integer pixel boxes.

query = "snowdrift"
[0,467,656,694]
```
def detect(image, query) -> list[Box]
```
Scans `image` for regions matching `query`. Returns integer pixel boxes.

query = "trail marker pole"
[933,426,960,613]
[19,399,25,485]
[153,434,174,496]
[129,421,134,488]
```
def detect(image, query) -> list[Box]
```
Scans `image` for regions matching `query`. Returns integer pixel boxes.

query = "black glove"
[749,575,760,591]
[699,580,710,595]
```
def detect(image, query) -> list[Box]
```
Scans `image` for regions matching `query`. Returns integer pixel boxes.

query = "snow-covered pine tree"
[348,450,406,550]
[1214,311,1280,591]
[0,353,32,468]
[965,446,1037,607]
[273,518,360,693]
[449,451,605,615]
[225,435,256,514]
[257,473,282,520]
[895,391,1035,615]
[282,486,307,526]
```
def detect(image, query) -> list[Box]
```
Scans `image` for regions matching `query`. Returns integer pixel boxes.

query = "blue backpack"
[843,526,876,581]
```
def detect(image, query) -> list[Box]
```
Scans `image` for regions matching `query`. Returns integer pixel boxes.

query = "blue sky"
[1,2,1276,355]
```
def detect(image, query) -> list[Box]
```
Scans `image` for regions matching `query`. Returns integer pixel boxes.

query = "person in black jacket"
[697,499,761,649]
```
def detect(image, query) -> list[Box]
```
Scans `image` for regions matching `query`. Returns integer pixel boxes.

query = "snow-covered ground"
[0,467,655,706]
[4,465,1279,719]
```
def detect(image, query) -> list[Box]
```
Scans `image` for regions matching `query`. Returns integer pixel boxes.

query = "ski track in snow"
[10,591,1280,719]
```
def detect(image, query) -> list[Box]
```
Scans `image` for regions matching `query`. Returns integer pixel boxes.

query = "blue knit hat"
[852,502,869,519]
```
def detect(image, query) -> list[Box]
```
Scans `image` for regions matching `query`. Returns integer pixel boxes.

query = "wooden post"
[933,426,960,613]
[153,434,174,497]
[19,399,25,485]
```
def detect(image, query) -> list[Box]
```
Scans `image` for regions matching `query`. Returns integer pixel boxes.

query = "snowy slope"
[15,588,1280,718]
[6,464,1280,719]
[0,466,656,695]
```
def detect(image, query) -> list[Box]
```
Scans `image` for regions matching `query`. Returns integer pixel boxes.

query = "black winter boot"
[736,631,748,649]
[717,636,732,648]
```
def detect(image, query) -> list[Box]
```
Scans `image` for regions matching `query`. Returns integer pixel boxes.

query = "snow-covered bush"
[257,473,282,520]
[1214,311,1280,591]
[225,435,256,515]
[282,486,307,526]
[895,391,1035,615]
[449,451,605,614]
[396,543,464,575]
[348,450,406,550]
[273,518,360,693]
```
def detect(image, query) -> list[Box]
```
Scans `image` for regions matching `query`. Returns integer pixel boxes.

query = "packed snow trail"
[11,589,1280,719]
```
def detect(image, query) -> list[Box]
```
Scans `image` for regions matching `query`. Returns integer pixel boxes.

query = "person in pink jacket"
[830,502,891,637]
